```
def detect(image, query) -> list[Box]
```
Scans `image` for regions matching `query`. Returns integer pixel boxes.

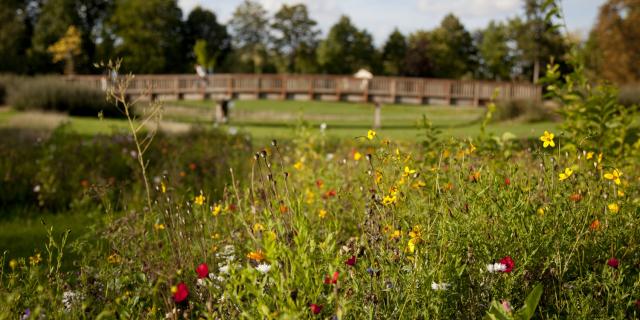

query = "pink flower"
[196,263,209,278]
[345,255,356,267]
[607,257,619,269]
[310,303,323,314]
[499,256,515,273]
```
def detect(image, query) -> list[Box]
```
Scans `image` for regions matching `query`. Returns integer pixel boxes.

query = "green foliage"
[110,0,185,73]
[494,99,556,123]
[478,21,513,80]
[271,4,320,73]
[485,284,543,320]
[381,29,407,76]
[317,16,379,74]
[185,7,230,73]
[229,0,270,73]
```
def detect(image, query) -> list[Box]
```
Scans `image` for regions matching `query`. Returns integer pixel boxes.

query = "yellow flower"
[403,166,416,177]
[468,142,476,154]
[617,190,625,197]
[537,207,545,216]
[390,230,401,240]
[382,195,397,206]
[367,129,376,140]
[9,259,17,270]
[170,286,177,294]
[305,189,315,204]
[318,209,327,219]
[29,253,41,266]
[604,169,622,185]
[353,151,362,161]
[407,238,417,254]
[107,253,121,264]
[161,181,166,193]
[586,151,594,160]
[411,180,426,189]
[252,223,265,233]
[247,250,265,262]
[212,204,222,216]
[540,131,555,148]
[293,161,303,170]
[375,170,383,183]
[558,168,573,181]
[194,193,206,205]
[608,203,619,213]
[409,225,422,240]
[153,223,165,231]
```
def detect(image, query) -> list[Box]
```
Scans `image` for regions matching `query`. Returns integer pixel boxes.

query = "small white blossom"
[219,265,230,274]
[197,278,206,286]
[320,123,327,132]
[431,282,450,291]
[33,185,41,193]
[228,127,238,135]
[255,263,271,274]
[487,263,507,273]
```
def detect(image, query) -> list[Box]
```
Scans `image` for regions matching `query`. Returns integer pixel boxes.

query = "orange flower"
[247,250,265,262]
[569,193,582,202]
[589,219,601,231]
[279,204,288,214]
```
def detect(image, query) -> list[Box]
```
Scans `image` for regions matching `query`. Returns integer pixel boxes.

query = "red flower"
[607,257,619,269]
[324,271,339,284]
[499,256,515,273]
[316,179,324,188]
[196,263,209,278]
[310,304,323,314]
[569,193,582,202]
[504,178,511,186]
[345,255,356,267]
[173,282,189,303]
[322,189,337,199]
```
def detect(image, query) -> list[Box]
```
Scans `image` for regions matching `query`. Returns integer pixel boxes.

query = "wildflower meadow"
[2,2,640,319]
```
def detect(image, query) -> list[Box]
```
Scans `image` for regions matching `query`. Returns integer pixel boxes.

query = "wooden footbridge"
[65,74,540,106]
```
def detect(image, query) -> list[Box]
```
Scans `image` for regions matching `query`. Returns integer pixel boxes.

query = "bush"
[494,99,558,123]
[7,76,122,118]
[618,84,640,107]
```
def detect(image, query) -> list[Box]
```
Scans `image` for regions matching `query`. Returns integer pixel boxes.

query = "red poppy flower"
[173,282,189,303]
[316,179,324,188]
[310,304,323,314]
[196,263,209,278]
[345,255,356,267]
[322,189,337,199]
[504,178,511,186]
[228,203,238,212]
[607,257,619,269]
[499,256,515,273]
[324,271,339,284]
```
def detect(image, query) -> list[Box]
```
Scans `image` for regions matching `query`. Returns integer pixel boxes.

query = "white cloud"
[416,0,520,17]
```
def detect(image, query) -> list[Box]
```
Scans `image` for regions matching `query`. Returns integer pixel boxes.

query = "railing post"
[445,81,452,106]
[308,76,314,101]
[473,81,479,107]
[281,75,286,100]
[391,78,396,104]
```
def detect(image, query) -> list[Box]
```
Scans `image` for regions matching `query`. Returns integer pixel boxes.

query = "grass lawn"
[0,100,559,141]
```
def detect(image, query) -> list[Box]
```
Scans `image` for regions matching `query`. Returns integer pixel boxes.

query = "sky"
[178,0,606,45]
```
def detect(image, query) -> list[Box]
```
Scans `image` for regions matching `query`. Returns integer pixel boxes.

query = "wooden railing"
[65,74,541,106]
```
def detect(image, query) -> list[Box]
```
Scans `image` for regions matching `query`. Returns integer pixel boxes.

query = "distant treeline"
[0,0,637,84]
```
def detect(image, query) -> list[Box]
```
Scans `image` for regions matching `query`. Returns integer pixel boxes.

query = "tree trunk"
[533,59,540,84]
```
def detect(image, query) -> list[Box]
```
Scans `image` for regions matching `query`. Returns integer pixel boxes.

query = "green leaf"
[515,284,543,320]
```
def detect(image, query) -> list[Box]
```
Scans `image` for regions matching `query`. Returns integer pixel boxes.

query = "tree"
[47,25,82,74]
[317,15,377,74]
[591,0,640,83]
[403,31,433,77]
[185,7,230,73]
[478,21,513,80]
[381,29,407,76]
[0,0,30,73]
[30,0,79,73]
[109,0,185,73]
[228,0,269,73]
[509,0,567,83]
[271,4,320,73]
[428,14,476,78]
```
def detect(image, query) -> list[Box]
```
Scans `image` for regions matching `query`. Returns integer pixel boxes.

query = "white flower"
[320,123,327,132]
[219,265,230,274]
[33,185,41,193]
[431,282,450,291]
[228,127,238,135]
[487,263,507,273]
[62,291,82,311]
[255,263,271,274]
[326,153,334,161]
[197,278,206,286]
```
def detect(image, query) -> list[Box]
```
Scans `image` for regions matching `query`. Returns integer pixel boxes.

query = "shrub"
[7,76,122,118]
[493,99,558,123]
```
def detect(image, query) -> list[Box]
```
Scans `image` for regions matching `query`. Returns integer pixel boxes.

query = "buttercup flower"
[194,193,205,205]
[367,129,376,140]
[212,204,222,216]
[540,131,555,148]
[558,168,573,181]
[196,263,209,278]
[318,209,327,219]
[153,223,165,231]
[354,151,362,161]
[403,166,416,177]
[604,169,622,185]
[608,203,619,213]
[293,161,304,170]
[29,253,41,266]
